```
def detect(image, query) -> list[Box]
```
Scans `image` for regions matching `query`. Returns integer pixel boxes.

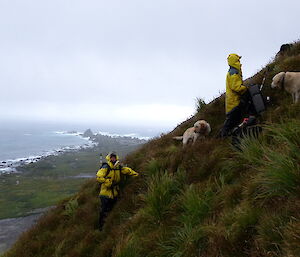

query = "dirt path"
[0,208,51,254]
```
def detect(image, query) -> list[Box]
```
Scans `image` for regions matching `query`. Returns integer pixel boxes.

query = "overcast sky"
[0,0,299,132]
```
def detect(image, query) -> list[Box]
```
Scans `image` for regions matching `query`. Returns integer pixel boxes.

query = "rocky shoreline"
[0,131,96,175]
[0,128,147,176]
[0,129,148,254]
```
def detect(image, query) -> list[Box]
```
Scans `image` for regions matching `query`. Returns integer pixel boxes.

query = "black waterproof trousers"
[99,196,117,230]
[219,106,243,138]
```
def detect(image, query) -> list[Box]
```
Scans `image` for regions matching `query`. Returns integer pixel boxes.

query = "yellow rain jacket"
[226,54,247,113]
[96,154,138,199]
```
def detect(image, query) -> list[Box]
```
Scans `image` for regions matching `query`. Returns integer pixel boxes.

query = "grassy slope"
[0,149,100,219]
[0,141,142,219]
[3,42,300,257]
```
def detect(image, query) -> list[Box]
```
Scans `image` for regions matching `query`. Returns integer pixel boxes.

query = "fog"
[0,0,299,131]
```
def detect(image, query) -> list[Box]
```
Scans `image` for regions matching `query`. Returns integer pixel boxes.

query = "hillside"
[3,42,300,257]
[0,132,145,220]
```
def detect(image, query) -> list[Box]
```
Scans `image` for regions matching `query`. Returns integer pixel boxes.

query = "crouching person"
[96,152,138,230]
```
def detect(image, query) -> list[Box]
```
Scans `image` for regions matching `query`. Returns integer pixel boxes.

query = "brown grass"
[3,40,300,257]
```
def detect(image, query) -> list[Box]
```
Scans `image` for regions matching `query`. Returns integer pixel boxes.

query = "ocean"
[0,123,94,174]
[0,121,164,174]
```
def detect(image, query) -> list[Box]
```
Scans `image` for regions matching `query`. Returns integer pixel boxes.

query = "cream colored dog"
[173,120,211,146]
[271,72,300,103]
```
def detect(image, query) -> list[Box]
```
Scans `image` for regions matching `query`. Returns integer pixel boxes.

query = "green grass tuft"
[160,224,206,257]
[63,198,79,218]
[3,41,300,257]
[141,170,184,224]
[180,184,214,227]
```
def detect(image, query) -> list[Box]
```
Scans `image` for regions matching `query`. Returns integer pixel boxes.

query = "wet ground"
[0,208,51,254]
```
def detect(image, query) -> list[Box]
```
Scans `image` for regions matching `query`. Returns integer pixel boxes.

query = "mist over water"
[0,120,167,162]
[0,126,88,161]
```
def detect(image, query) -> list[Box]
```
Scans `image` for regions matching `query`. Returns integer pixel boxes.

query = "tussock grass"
[179,184,214,226]
[249,151,300,200]
[256,211,291,255]
[3,41,300,257]
[195,97,207,113]
[140,170,185,224]
[221,204,259,244]
[218,183,243,208]
[160,224,206,257]
[233,120,300,204]
[144,158,164,176]
[274,54,300,73]
[113,233,141,257]
[157,185,214,257]
[283,217,300,257]
[63,198,79,217]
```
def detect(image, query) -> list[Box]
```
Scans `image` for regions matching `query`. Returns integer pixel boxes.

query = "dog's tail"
[173,136,183,140]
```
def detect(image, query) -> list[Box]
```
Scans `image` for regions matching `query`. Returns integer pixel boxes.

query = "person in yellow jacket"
[220,53,248,137]
[96,151,138,230]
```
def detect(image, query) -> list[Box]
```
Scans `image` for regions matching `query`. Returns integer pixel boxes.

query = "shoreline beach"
[0,131,96,175]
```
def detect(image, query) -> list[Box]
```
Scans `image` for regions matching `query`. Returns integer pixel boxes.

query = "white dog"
[271,72,300,103]
[173,120,211,147]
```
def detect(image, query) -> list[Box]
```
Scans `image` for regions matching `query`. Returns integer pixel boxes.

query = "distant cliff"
[83,129,147,159]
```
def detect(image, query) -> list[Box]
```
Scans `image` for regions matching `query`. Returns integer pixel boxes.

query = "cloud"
[0,0,299,130]
[0,101,193,128]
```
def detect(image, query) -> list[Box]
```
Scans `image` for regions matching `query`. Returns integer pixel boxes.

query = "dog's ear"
[276,72,285,86]
[279,72,286,86]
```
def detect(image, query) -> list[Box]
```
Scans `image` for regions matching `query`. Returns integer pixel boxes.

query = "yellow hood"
[105,153,120,168]
[225,53,246,113]
[227,54,242,72]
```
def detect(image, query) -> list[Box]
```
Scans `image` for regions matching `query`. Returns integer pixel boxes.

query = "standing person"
[96,152,138,230]
[220,54,248,137]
